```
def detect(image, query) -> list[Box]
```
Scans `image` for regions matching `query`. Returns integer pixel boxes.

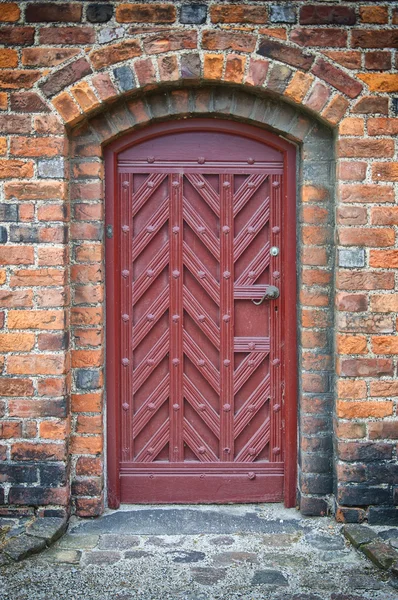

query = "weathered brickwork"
[0,1,397,522]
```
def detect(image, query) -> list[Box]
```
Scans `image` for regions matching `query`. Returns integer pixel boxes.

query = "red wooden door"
[105,120,297,506]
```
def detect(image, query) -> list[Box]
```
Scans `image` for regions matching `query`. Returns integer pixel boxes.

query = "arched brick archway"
[67,84,335,516]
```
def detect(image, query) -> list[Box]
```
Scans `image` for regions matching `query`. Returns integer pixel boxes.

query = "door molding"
[105,118,297,508]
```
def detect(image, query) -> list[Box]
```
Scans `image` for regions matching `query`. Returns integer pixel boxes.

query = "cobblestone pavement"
[1,505,398,600]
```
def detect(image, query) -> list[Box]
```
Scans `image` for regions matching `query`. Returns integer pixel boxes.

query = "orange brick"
[0,247,34,265]
[0,93,7,110]
[372,163,398,182]
[71,307,103,326]
[337,400,393,419]
[370,250,398,268]
[52,92,81,126]
[39,420,68,440]
[0,333,34,352]
[258,28,287,40]
[224,54,246,83]
[284,71,314,104]
[340,184,394,203]
[338,138,395,159]
[337,379,367,400]
[372,336,398,354]
[0,49,18,68]
[10,268,65,287]
[76,415,102,435]
[0,159,34,179]
[302,185,329,203]
[337,335,367,355]
[0,3,20,22]
[71,392,102,413]
[5,181,67,201]
[74,244,102,263]
[370,381,398,397]
[339,227,394,247]
[368,118,398,136]
[203,53,224,80]
[211,5,268,24]
[70,435,102,455]
[10,137,65,158]
[371,207,398,226]
[0,138,7,155]
[38,247,68,267]
[71,81,101,113]
[116,3,176,23]
[7,354,66,375]
[90,40,141,70]
[71,349,103,368]
[36,288,68,308]
[339,117,364,136]
[359,5,388,24]
[357,74,398,93]
[8,310,64,330]
[371,294,398,312]
[74,329,102,347]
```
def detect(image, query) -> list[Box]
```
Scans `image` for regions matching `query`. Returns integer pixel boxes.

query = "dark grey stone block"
[269,4,296,23]
[3,534,46,561]
[113,66,135,92]
[252,570,288,586]
[87,4,113,23]
[180,4,207,24]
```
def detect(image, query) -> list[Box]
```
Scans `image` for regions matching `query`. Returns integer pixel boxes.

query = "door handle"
[252,285,280,305]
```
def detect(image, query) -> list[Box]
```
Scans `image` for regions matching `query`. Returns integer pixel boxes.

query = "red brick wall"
[0,1,397,523]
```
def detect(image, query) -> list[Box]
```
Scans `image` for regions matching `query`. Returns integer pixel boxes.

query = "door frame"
[104,118,297,509]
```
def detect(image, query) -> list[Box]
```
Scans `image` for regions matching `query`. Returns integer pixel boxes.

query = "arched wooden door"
[105,119,297,507]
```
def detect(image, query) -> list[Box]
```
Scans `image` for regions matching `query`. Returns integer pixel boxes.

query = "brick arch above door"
[68,85,335,517]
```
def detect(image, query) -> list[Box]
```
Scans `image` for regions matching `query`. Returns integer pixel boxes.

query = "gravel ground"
[1,504,398,600]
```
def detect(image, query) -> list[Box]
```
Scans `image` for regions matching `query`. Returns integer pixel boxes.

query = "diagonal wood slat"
[183,418,218,462]
[233,174,268,217]
[235,243,270,286]
[132,242,168,304]
[235,418,271,463]
[132,287,168,350]
[233,199,270,261]
[234,376,270,437]
[183,330,220,394]
[135,419,169,463]
[183,242,220,304]
[132,330,169,394]
[183,374,220,438]
[132,198,169,261]
[183,286,220,350]
[234,352,268,395]
[183,198,220,260]
[185,173,220,216]
[132,173,167,216]
[132,375,169,439]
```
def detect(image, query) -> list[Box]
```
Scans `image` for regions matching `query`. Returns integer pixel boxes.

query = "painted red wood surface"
[105,120,297,506]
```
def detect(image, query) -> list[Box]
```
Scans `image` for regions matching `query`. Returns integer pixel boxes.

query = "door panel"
[106,120,296,504]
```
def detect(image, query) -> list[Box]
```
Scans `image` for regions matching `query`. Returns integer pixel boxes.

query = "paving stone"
[190,567,227,585]
[0,553,10,566]
[58,534,99,549]
[305,532,346,551]
[168,550,206,563]
[391,560,398,576]
[83,550,121,565]
[290,595,323,600]
[4,525,25,539]
[379,528,398,542]
[343,524,379,548]
[347,574,382,590]
[124,550,153,559]
[212,551,258,566]
[262,533,301,547]
[331,595,370,600]
[145,536,183,547]
[208,536,234,546]
[265,553,310,568]
[26,517,67,544]
[3,534,46,561]
[252,569,288,586]
[98,534,140,550]
[362,539,398,570]
[43,549,82,564]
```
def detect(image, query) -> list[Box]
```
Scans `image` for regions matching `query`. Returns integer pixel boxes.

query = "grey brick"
[339,249,365,268]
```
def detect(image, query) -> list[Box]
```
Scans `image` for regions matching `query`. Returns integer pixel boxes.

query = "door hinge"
[106,224,113,239]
